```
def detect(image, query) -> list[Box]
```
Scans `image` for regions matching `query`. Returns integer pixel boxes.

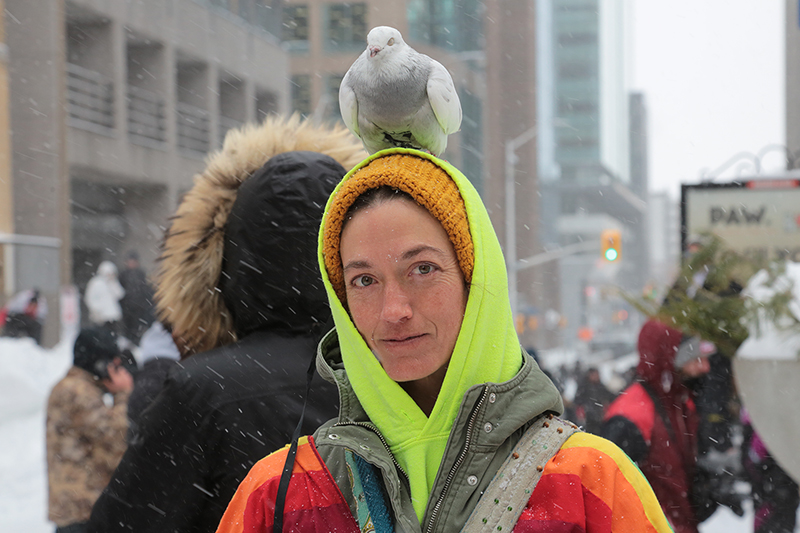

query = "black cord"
[273,352,317,533]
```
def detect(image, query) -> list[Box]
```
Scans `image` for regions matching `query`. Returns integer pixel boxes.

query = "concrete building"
[5,0,565,348]
[626,92,650,289]
[647,191,680,294]
[0,0,12,302]
[536,0,646,350]
[787,0,800,157]
[5,0,289,344]
[542,0,631,185]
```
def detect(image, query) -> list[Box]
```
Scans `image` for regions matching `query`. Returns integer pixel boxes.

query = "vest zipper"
[332,420,410,483]
[424,385,489,533]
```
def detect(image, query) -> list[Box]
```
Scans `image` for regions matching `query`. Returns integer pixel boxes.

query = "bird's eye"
[388,38,395,46]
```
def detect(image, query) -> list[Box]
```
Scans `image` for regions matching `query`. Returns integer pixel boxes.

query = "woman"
[217,149,672,533]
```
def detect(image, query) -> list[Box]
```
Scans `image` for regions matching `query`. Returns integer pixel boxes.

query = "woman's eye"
[388,37,395,46]
[354,275,374,287]
[415,264,434,275]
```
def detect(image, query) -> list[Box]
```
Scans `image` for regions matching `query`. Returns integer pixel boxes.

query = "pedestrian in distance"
[601,319,739,533]
[125,320,181,445]
[118,249,156,345]
[217,149,673,533]
[1,287,47,344]
[573,366,615,435]
[46,327,133,533]
[87,115,365,533]
[741,408,799,533]
[83,260,125,333]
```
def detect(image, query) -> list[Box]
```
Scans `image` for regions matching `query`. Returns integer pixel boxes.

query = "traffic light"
[601,229,621,262]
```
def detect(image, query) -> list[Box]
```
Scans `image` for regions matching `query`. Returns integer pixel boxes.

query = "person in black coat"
[87,116,366,533]
[118,250,156,345]
[573,367,615,434]
[126,320,181,444]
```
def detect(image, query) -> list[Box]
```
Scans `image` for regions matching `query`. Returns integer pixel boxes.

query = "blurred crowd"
[543,318,799,533]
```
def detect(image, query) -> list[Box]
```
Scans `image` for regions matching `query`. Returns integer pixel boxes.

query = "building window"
[326,74,345,122]
[325,3,367,52]
[460,88,483,194]
[283,5,310,52]
[255,89,278,122]
[238,0,281,37]
[556,132,599,166]
[557,31,597,46]
[555,0,597,13]
[557,61,597,80]
[407,0,483,52]
[557,99,597,114]
[557,135,598,149]
[291,74,311,117]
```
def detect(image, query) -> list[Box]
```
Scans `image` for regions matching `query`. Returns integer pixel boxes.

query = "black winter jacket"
[87,150,344,532]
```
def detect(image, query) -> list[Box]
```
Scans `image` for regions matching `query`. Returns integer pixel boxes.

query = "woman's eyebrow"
[343,259,371,272]
[402,245,447,261]
[343,246,447,273]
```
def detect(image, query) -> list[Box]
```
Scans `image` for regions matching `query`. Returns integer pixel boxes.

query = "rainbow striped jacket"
[216,353,672,533]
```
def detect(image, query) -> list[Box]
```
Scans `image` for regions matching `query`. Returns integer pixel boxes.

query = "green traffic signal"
[600,229,621,262]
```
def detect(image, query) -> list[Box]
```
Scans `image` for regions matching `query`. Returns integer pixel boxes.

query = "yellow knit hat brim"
[322,153,474,304]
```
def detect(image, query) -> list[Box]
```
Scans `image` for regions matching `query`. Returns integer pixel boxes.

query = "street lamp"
[700,144,796,181]
[505,126,537,317]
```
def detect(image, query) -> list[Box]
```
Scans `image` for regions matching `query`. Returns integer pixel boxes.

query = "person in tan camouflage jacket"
[46,327,133,533]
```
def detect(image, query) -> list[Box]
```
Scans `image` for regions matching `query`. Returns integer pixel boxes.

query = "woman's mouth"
[383,333,425,345]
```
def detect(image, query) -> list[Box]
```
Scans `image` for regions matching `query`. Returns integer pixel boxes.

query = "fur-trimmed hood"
[155,115,366,356]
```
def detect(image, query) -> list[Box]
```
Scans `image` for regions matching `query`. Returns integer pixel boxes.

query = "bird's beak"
[369,46,381,58]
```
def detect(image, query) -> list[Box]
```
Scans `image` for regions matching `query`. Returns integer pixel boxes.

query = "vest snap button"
[489,392,497,403]
[484,422,493,433]
[467,475,478,486]
[328,433,340,440]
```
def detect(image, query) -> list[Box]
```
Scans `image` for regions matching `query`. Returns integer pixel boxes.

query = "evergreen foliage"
[625,234,799,358]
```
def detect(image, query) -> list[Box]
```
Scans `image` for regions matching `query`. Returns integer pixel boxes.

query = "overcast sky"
[631,1,785,198]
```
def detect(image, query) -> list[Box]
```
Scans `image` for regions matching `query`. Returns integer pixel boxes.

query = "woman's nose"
[380,282,412,322]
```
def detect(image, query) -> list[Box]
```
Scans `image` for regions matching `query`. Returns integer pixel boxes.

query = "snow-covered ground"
[0,336,789,532]
[0,337,71,533]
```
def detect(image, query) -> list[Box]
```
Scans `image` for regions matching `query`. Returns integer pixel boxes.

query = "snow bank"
[0,338,71,422]
[738,262,800,360]
[0,337,72,533]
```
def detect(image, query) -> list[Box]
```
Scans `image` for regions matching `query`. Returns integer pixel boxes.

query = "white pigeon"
[339,26,462,157]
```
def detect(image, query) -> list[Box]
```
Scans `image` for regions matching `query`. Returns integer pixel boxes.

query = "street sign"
[681,179,800,260]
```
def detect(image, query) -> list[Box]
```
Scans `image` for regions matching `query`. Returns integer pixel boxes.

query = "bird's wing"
[427,59,462,135]
[339,70,360,139]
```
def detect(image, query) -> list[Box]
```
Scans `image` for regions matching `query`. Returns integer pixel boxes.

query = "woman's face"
[340,197,468,384]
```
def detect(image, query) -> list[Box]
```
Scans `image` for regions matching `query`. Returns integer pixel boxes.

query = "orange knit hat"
[322,152,474,304]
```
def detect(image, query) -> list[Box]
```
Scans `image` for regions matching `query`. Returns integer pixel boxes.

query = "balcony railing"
[66,63,114,132]
[176,102,210,154]
[127,85,167,145]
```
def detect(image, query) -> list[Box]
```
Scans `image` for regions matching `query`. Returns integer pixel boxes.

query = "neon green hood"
[318,148,528,521]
